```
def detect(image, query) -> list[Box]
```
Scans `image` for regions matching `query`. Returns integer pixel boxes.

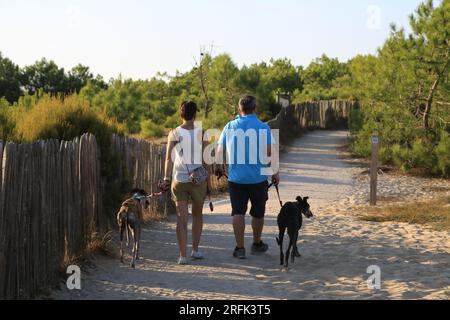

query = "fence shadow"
[58,212,450,300]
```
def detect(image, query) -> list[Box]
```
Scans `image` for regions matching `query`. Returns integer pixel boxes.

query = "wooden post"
[370,136,379,206]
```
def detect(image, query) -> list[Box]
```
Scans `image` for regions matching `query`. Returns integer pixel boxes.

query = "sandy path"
[55,131,450,300]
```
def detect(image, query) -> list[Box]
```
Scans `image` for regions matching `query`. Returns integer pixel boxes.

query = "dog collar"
[133,194,147,201]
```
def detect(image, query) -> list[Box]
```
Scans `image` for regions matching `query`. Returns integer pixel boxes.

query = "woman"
[161,101,210,265]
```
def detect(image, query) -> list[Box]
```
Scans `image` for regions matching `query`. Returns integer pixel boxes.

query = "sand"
[53,130,450,300]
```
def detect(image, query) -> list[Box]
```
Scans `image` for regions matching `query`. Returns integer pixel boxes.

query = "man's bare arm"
[215,143,224,173]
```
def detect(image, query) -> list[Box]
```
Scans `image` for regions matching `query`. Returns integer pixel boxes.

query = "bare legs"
[233,215,264,248]
[176,201,204,258]
[233,215,245,248]
[191,202,204,252]
[176,201,189,258]
[251,217,264,244]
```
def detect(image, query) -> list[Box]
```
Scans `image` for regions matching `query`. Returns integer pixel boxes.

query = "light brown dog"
[117,189,149,268]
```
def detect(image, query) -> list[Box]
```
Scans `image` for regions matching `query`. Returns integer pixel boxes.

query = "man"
[216,95,280,259]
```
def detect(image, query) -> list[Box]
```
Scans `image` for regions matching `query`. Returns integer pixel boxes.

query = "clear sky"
[0,0,427,80]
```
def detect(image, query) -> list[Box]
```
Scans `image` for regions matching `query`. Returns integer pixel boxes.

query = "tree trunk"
[423,53,450,132]
[423,77,439,132]
[198,61,211,119]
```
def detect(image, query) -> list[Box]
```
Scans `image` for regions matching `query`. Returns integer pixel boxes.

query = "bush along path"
[54,130,450,300]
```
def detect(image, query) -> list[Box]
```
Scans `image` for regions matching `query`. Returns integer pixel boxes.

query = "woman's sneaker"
[191,250,204,260]
[233,247,246,259]
[178,257,188,265]
[251,241,269,255]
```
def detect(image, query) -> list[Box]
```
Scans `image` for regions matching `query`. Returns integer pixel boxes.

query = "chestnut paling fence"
[267,100,359,139]
[0,100,357,299]
[0,134,169,299]
[0,134,103,299]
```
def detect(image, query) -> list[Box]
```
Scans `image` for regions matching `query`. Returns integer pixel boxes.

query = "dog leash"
[133,191,167,201]
[217,171,283,208]
[268,182,283,208]
[147,191,167,198]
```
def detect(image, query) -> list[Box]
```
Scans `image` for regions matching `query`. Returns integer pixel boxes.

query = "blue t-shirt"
[218,114,274,184]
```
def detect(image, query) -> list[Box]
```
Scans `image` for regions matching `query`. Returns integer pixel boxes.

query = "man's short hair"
[239,95,257,114]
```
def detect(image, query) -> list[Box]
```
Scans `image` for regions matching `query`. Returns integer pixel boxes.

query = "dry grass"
[376,195,404,203]
[55,232,116,297]
[423,186,450,193]
[87,231,118,258]
[360,197,450,231]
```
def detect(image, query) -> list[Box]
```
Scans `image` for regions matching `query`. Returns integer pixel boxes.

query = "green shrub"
[410,140,433,170]
[163,113,181,129]
[389,142,433,173]
[391,144,412,171]
[15,95,125,143]
[349,100,448,177]
[379,146,393,164]
[350,132,371,158]
[140,119,165,138]
[16,92,39,109]
[0,98,16,141]
[201,107,233,131]
[348,107,363,135]
[434,131,450,177]
[14,94,127,218]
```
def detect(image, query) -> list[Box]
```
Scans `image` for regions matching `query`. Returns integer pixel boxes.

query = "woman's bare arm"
[164,132,176,181]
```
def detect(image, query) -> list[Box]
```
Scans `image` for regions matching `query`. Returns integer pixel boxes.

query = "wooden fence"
[111,134,173,218]
[267,100,358,141]
[0,134,102,299]
[0,133,168,299]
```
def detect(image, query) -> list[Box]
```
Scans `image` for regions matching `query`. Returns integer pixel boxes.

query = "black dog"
[276,196,313,268]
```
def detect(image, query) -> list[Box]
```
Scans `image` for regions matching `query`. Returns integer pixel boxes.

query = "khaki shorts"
[172,181,207,203]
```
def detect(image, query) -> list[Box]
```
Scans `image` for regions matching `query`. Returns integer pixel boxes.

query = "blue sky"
[0,0,427,80]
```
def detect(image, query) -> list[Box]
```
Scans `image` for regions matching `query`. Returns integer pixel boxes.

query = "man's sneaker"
[191,250,204,260]
[251,241,269,255]
[233,247,246,259]
[178,257,188,265]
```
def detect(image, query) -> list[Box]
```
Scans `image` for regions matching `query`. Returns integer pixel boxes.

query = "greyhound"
[117,188,149,268]
[276,196,313,268]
